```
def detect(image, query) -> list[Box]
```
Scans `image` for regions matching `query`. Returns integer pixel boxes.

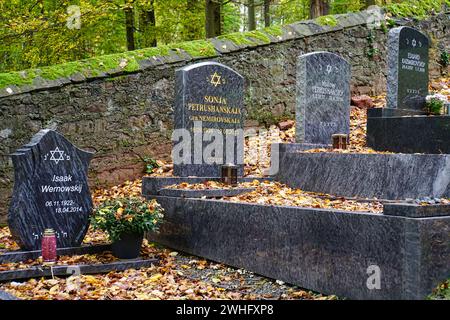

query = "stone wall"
[0,8,449,223]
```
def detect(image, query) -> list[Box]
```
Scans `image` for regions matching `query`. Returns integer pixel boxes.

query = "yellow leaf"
[211,277,221,284]
[144,273,163,284]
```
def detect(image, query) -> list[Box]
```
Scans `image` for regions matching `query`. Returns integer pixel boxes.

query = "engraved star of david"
[210,72,222,87]
[49,147,65,164]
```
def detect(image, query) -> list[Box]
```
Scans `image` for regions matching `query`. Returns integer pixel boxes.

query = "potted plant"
[91,197,164,259]
[425,94,448,115]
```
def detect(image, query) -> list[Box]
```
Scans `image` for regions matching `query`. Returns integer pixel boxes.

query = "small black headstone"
[8,130,94,250]
[172,62,245,177]
[296,52,351,145]
[386,26,429,111]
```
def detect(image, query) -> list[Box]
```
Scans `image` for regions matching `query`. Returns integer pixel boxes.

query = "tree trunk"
[205,0,221,38]
[139,0,156,48]
[264,0,271,28]
[309,0,329,19]
[363,0,376,8]
[185,0,201,40]
[125,7,135,51]
[248,0,256,31]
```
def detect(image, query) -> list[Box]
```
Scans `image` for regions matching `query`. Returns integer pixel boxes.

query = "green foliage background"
[0,0,449,73]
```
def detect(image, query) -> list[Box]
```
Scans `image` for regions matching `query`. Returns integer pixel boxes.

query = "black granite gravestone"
[296,52,351,145]
[8,130,94,250]
[172,61,245,177]
[386,26,429,111]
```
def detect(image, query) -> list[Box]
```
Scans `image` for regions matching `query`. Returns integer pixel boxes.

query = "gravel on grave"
[0,227,334,300]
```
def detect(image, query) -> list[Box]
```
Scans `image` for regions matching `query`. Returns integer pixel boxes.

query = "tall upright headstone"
[386,26,429,111]
[296,52,351,145]
[173,62,245,177]
[8,130,94,250]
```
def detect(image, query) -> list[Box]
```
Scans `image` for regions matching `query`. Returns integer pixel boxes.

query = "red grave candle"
[41,228,57,262]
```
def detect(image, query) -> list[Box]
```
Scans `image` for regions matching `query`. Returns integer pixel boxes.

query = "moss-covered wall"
[0,8,449,222]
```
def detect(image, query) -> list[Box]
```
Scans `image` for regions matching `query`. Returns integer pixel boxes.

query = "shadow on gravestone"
[296,51,351,146]
[8,130,94,251]
[172,61,245,178]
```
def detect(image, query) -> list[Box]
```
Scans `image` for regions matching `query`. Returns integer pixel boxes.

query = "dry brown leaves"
[92,180,143,207]
[0,252,233,300]
[0,227,20,252]
[147,160,173,177]
[227,181,383,213]
[430,77,450,99]
[163,180,383,213]
[0,227,332,300]
[165,180,235,190]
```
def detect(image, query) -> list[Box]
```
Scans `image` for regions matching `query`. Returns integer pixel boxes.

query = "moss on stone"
[133,46,171,59]
[315,15,338,27]
[264,25,283,37]
[217,33,256,46]
[217,29,273,46]
[385,0,450,19]
[169,40,216,57]
[244,30,271,44]
[0,70,35,89]
[0,40,217,90]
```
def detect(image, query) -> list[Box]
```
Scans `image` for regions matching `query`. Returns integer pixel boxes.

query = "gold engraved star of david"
[209,72,223,87]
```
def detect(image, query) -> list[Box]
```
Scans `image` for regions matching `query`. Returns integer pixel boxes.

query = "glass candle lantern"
[444,103,450,115]
[41,228,57,263]
[332,134,348,150]
[221,164,238,186]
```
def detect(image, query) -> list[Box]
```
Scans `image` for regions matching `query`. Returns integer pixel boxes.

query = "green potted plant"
[91,197,164,259]
[425,94,448,115]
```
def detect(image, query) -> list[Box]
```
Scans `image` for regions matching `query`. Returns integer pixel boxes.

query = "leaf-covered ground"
[0,226,333,300]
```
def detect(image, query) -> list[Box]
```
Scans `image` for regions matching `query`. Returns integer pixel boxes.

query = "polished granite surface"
[147,196,450,300]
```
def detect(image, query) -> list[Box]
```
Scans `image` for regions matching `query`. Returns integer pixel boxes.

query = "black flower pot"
[111,233,144,259]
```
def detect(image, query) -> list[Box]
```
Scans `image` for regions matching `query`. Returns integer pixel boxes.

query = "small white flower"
[426,94,448,103]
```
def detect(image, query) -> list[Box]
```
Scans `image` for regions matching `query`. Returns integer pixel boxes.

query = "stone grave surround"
[386,26,429,113]
[295,51,351,147]
[172,61,245,178]
[8,130,94,251]
[367,26,450,153]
